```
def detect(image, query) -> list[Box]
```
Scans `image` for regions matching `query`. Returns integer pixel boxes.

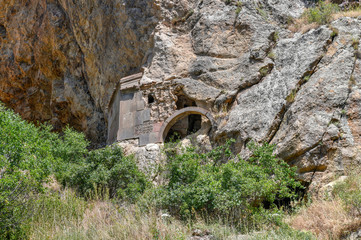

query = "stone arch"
[158,107,217,142]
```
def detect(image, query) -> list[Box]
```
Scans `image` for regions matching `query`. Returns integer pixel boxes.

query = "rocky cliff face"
[1,0,361,186]
[0,0,159,144]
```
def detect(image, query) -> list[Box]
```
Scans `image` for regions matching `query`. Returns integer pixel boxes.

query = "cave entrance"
[165,114,202,142]
[176,95,196,110]
[159,107,216,143]
[164,94,201,142]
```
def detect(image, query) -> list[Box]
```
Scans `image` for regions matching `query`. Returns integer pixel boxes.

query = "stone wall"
[108,74,217,146]
[0,0,160,145]
[107,75,181,146]
[141,81,178,123]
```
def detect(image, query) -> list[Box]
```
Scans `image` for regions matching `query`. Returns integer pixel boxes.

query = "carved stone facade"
[107,73,216,146]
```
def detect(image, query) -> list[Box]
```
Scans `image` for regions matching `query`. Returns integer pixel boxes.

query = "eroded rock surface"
[2,0,361,183]
[0,0,160,144]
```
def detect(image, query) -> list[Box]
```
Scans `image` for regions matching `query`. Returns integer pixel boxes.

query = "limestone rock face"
[0,0,159,144]
[2,0,361,183]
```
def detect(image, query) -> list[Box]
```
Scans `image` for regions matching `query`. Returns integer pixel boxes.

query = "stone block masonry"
[107,73,178,146]
[107,73,217,146]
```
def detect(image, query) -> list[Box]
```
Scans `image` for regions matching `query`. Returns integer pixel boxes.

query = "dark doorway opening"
[176,95,196,110]
[187,114,202,135]
[165,114,202,142]
[148,94,155,104]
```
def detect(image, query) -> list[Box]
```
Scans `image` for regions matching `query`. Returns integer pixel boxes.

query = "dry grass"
[332,9,361,20]
[288,199,361,240]
[28,188,241,240]
[32,175,361,240]
[288,18,320,34]
[288,7,361,34]
[108,205,190,240]
[29,192,190,240]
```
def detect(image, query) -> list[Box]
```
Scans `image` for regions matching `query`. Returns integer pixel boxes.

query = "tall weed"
[304,1,340,24]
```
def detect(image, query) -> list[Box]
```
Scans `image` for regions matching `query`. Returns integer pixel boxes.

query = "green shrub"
[0,170,38,239]
[352,37,359,50]
[268,51,276,60]
[155,140,302,232]
[0,102,310,237]
[333,173,361,216]
[49,126,89,183]
[0,105,56,182]
[0,103,88,183]
[65,145,148,202]
[0,104,57,238]
[259,65,272,77]
[0,103,89,238]
[304,1,339,25]
[250,224,316,240]
[51,126,89,163]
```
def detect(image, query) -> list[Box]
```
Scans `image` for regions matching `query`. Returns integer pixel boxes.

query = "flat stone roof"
[119,72,143,90]
[107,72,143,110]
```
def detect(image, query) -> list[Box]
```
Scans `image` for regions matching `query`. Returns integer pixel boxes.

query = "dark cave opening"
[262,182,310,210]
[148,94,155,105]
[165,114,202,142]
[176,95,196,110]
[0,24,7,38]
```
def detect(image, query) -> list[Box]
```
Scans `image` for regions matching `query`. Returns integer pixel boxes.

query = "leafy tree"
[0,104,55,238]
[156,140,302,231]
[64,145,148,202]
[0,104,89,238]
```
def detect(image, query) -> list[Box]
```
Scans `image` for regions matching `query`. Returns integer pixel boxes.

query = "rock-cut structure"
[107,72,216,146]
[2,0,361,189]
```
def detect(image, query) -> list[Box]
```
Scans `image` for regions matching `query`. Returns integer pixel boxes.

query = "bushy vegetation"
[153,140,303,232]
[304,1,340,24]
[0,104,147,238]
[0,104,57,238]
[333,172,361,217]
[288,1,361,33]
[63,145,148,202]
[26,188,317,240]
[0,103,323,239]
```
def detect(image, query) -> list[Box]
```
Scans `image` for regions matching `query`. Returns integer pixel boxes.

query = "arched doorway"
[158,107,216,142]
